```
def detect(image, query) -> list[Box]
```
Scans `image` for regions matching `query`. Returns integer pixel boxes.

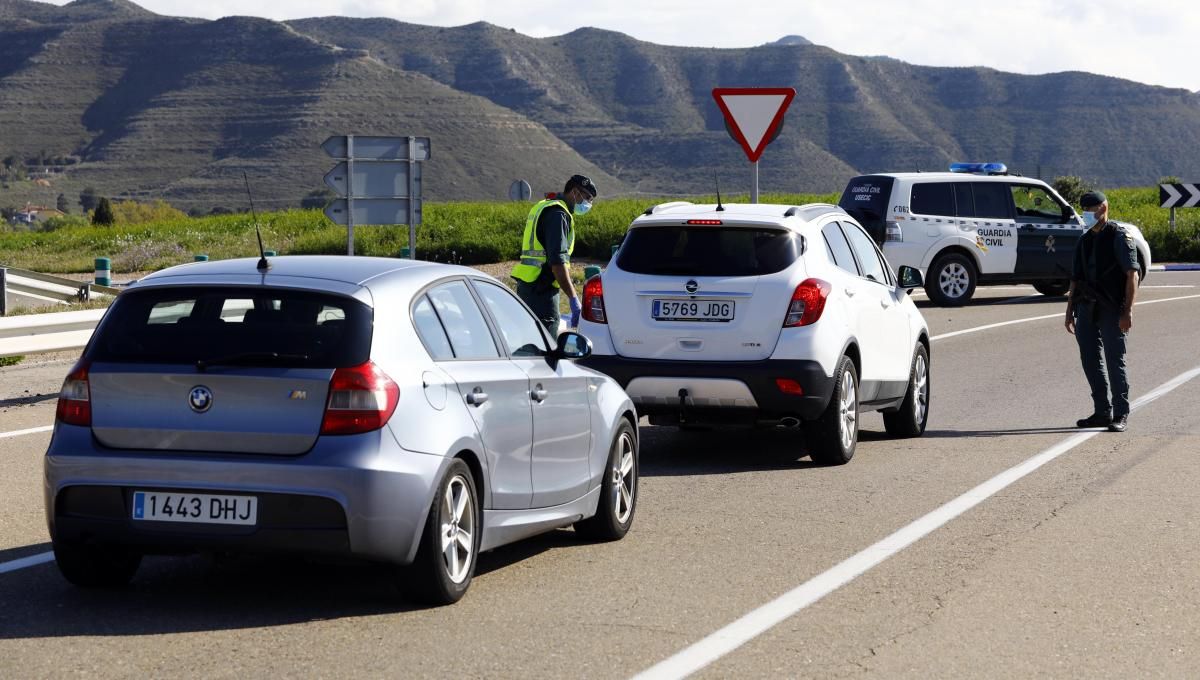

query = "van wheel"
[806,356,858,465]
[52,539,142,587]
[401,459,479,606]
[925,252,976,306]
[1033,281,1070,297]
[883,345,930,438]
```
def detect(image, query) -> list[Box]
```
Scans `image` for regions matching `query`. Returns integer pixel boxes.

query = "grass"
[0,188,1196,275]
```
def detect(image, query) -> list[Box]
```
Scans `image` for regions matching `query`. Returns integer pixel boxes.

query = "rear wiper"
[196,352,309,372]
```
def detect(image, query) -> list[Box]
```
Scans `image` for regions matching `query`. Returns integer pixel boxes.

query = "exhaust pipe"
[779,416,801,429]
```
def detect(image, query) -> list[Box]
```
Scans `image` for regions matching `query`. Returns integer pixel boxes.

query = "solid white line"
[0,425,54,439]
[632,365,1200,680]
[931,294,1200,342]
[0,551,54,575]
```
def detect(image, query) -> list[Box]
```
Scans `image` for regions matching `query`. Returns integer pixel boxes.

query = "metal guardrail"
[0,266,120,310]
[0,308,106,358]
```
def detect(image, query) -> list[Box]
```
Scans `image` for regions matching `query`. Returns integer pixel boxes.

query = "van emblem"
[685,280,699,294]
[188,386,213,413]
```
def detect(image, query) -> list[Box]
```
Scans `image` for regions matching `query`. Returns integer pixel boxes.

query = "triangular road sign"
[712,87,796,163]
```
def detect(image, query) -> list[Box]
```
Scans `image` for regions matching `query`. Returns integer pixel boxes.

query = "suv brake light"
[321,361,400,435]
[783,279,832,327]
[56,359,92,426]
[582,276,607,324]
[885,220,902,242]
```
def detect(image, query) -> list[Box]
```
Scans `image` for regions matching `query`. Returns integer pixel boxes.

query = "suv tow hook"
[677,388,690,424]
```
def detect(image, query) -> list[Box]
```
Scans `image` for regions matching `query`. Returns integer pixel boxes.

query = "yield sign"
[712,87,796,162]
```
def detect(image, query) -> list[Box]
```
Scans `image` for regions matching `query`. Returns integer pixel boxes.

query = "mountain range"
[2,0,1199,212]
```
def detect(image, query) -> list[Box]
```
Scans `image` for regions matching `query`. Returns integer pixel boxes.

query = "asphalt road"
[3,273,1200,678]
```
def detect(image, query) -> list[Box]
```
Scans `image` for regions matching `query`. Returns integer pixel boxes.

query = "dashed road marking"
[0,425,53,440]
[0,551,53,575]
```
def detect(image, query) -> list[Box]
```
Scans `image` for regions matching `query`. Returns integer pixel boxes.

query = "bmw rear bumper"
[44,424,448,566]
[578,356,835,424]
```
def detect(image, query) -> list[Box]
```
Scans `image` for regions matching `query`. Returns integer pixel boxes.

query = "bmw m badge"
[188,385,213,413]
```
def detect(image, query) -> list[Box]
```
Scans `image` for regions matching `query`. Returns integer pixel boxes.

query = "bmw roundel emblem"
[685,279,699,294]
[188,386,213,413]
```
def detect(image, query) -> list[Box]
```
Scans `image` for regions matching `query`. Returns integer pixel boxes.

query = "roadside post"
[322,135,430,257]
[0,267,7,316]
[1159,182,1200,232]
[94,257,111,286]
[712,88,795,203]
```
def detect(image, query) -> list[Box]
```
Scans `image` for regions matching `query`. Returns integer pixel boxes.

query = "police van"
[837,163,1152,305]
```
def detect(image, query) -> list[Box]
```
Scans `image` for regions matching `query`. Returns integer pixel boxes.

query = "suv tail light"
[885,220,902,242]
[783,279,832,327]
[56,359,92,426]
[321,361,400,435]
[582,275,607,324]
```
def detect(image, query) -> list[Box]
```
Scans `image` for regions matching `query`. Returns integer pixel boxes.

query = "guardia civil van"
[838,163,1152,306]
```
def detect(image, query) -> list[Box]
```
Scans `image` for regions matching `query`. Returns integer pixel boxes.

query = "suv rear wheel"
[925,252,977,306]
[1033,281,1070,297]
[806,356,858,465]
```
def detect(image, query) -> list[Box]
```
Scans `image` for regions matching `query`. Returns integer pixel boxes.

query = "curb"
[1149,264,1200,272]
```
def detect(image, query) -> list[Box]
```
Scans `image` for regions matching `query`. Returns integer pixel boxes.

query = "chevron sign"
[1160,183,1200,208]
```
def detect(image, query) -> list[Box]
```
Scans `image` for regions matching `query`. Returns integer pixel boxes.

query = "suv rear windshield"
[88,286,373,368]
[617,226,801,276]
[838,175,894,243]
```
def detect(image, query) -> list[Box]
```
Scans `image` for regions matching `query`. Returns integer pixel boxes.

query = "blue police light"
[949,162,1008,175]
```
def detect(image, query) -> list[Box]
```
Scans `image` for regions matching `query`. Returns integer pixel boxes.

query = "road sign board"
[712,88,795,163]
[323,161,422,198]
[321,136,431,161]
[324,198,423,226]
[1160,183,1200,208]
[509,179,532,201]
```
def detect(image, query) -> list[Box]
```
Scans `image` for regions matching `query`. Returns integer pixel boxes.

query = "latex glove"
[568,296,582,328]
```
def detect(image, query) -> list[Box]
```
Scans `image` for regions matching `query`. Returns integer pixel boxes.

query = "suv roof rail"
[784,203,841,219]
[642,201,694,216]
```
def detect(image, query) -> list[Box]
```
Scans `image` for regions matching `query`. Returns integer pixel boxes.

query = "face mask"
[574,200,592,215]
[1081,210,1099,227]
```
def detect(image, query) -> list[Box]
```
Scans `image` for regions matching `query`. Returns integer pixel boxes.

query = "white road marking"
[1141,285,1195,289]
[0,551,54,575]
[931,294,1200,342]
[0,425,53,439]
[633,365,1200,680]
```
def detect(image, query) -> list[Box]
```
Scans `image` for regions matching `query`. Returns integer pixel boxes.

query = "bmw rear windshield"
[838,175,894,244]
[87,287,373,368]
[616,225,801,276]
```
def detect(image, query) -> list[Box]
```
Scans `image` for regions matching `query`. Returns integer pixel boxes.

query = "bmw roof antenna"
[715,173,725,212]
[243,171,270,273]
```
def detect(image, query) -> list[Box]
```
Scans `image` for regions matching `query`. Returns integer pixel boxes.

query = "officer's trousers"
[1073,301,1129,418]
[515,280,560,337]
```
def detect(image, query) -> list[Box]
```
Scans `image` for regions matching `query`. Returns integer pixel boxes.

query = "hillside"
[1,0,1199,212]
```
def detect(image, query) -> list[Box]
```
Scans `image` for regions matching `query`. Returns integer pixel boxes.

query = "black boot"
[1076,412,1111,428]
[1108,415,1128,433]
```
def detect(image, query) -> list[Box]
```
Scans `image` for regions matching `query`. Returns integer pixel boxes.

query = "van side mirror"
[1061,206,1076,223]
[898,265,924,291]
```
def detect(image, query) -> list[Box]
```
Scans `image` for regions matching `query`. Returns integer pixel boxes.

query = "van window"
[910,182,955,216]
[954,184,976,217]
[838,175,894,243]
[617,226,800,277]
[971,182,1012,219]
[1011,184,1066,223]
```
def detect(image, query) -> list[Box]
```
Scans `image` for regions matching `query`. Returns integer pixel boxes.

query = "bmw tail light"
[783,279,832,327]
[321,361,400,435]
[582,275,607,324]
[56,359,92,426]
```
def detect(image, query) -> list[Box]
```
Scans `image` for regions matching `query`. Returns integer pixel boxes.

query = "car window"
[617,226,800,276]
[473,280,547,357]
[910,182,955,216]
[837,175,895,243]
[971,182,1012,219]
[840,221,889,285]
[412,294,454,361]
[954,184,976,217]
[821,222,859,276]
[1011,184,1066,223]
[426,281,500,360]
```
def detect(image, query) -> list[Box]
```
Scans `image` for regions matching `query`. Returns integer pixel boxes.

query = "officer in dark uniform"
[1064,191,1139,432]
[511,175,598,336]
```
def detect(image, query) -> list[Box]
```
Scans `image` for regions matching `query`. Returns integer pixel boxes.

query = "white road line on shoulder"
[632,365,1200,680]
[931,294,1200,342]
[0,551,54,575]
[0,425,54,440]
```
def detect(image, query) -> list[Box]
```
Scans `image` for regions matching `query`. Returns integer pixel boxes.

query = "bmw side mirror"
[898,265,924,291]
[553,331,592,361]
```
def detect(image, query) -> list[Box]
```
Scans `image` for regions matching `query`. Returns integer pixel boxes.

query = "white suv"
[577,202,930,465]
[837,163,1152,306]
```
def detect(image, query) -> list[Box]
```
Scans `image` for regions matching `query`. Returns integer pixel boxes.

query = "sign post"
[322,135,430,257]
[1159,183,1200,233]
[712,88,795,203]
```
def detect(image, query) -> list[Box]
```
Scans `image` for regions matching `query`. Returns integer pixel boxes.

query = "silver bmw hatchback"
[45,256,639,604]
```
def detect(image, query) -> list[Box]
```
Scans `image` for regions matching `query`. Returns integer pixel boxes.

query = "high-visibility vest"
[510,198,575,286]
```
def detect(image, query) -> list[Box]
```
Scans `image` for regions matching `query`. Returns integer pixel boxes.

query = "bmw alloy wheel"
[440,474,475,584]
[612,431,636,525]
[938,263,969,299]
[839,370,857,451]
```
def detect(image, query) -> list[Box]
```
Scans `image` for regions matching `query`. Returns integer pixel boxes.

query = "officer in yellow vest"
[512,175,598,336]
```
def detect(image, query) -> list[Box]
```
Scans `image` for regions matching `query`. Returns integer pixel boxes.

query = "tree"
[79,187,99,212]
[300,187,337,210]
[92,197,116,226]
[1051,176,1094,205]
[56,193,69,213]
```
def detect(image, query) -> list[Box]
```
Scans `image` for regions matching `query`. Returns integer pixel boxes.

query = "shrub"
[1052,176,1094,205]
[92,197,115,226]
[110,199,186,225]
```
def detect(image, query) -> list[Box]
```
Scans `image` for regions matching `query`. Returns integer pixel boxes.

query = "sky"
[46,0,1200,92]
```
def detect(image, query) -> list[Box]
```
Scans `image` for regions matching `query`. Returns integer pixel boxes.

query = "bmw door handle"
[466,388,488,406]
[531,384,548,403]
